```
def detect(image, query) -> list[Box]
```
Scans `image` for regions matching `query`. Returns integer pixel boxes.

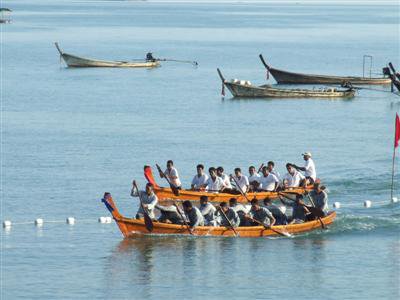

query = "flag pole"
[391,139,396,200]
[391,113,400,200]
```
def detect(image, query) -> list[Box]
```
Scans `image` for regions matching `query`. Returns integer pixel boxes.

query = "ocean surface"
[2,0,400,299]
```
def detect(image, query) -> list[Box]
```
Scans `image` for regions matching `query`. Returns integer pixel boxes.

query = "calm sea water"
[2,0,400,299]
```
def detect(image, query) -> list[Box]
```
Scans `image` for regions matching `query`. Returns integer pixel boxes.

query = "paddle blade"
[144,166,159,188]
[144,213,154,232]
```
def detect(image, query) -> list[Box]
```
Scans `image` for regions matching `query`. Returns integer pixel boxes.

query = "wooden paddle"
[246,216,292,237]
[257,163,265,173]
[156,164,180,196]
[173,203,194,235]
[231,175,290,237]
[132,181,154,232]
[217,207,239,237]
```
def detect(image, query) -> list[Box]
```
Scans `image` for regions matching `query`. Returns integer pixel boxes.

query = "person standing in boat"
[219,202,240,228]
[231,168,249,194]
[308,181,329,216]
[258,166,279,192]
[199,196,217,226]
[202,167,226,192]
[182,200,204,232]
[191,164,209,190]
[156,201,185,224]
[292,152,317,185]
[282,163,306,188]
[280,194,310,224]
[146,52,156,62]
[246,198,276,227]
[248,165,261,192]
[131,180,158,219]
[160,160,182,190]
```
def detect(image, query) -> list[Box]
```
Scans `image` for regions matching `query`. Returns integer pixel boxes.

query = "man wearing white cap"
[293,152,316,184]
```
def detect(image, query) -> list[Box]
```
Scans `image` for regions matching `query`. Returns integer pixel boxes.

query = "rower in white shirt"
[258,166,279,191]
[292,152,317,184]
[248,165,261,191]
[282,163,306,188]
[160,160,182,189]
[191,164,209,190]
[216,166,233,189]
[231,168,249,194]
[267,161,280,180]
[202,167,226,192]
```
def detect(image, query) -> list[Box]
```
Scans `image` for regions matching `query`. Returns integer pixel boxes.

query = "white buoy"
[333,202,341,209]
[364,200,372,208]
[98,217,107,223]
[3,220,11,228]
[35,218,44,226]
[391,197,398,203]
[105,217,112,223]
[66,217,75,225]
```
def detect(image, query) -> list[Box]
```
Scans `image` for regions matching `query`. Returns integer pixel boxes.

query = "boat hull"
[224,82,356,98]
[61,53,160,68]
[269,67,391,85]
[102,195,336,238]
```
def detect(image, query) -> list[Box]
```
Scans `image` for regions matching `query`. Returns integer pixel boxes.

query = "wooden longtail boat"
[144,166,311,204]
[54,42,160,68]
[102,195,336,238]
[217,69,355,99]
[259,54,391,85]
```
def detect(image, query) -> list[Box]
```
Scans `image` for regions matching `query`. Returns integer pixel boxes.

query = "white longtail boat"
[55,42,160,68]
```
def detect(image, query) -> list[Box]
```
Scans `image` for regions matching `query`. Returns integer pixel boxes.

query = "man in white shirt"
[267,161,280,180]
[248,165,261,192]
[282,163,306,188]
[258,166,279,192]
[203,167,226,192]
[191,164,209,190]
[199,196,217,226]
[131,181,158,219]
[217,166,233,189]
[232,168,249,194]
[160,160,182,189]
[293,152,317,184]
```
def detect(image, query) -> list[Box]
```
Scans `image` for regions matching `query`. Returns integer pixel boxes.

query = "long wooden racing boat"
[55,42,160,68]
[259,54,391,85]
[218,69,355,99]
[102,194,336,238]
[144,166,311,203]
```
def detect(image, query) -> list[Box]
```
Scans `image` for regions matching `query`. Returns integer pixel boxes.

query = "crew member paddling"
[267,161,280,180]
[191,164,209,190]
[156,201,185,224]
[182,200,204,232]
[203,167,226,192]
[308,181,329,215]
[246,198,276,227]
[248,165,261,191]
[282,163,306,188]
[160,160,182,189]
[199,196,217,226]
[217,166,233,189]
[219,202,240,228]
[231,168,249,194]
[131,181,158,219]
[292,152,317,185]
[258,166,279,191]
[229,198,249,226]
[280,194,310,224]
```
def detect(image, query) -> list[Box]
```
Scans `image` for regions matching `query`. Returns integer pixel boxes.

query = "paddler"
[292,152,317,185]
[156,201,185,224]
[282,163,306,188]
[258,166,279,192]
[229,198,249,226]
[246,198,276,227]
[202,167,226,192]
[131,180,158,219]
[159,160,182,190]
[308,181,329,216]
[248,165,261,192]
[279,194,310,224]
[219,202,240,228]
[182,200,204,231]
[216,166,233,189]
[191,164,209,190]
[263,198,288,225]
[231,168,249,194]
[267,161,280,180]
[199,196,217,226]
